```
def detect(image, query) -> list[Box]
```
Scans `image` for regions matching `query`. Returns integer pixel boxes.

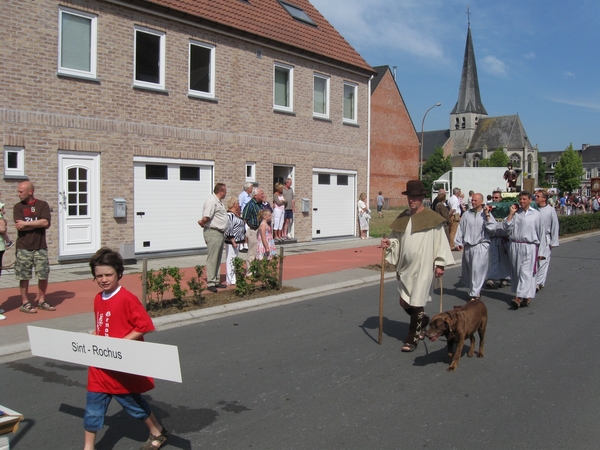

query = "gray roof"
[420,129,450,159]
[582,145,600,163]
[370,65,388,94]
[468,115,533,153]
[451,26,487,115]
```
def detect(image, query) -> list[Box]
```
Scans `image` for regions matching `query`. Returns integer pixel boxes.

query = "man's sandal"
[140,427,169,450]
[401,343,416,352]
[19,302,37,314]
[38,301,56,311]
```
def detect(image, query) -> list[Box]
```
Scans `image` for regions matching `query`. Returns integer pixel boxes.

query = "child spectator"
[84,248,168,450]
[256,210,277,260]
[0,202,13,249]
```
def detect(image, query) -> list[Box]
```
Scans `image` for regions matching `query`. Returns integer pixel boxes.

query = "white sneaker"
[0,313,6,320]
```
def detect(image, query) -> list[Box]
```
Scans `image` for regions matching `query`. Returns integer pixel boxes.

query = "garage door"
[312,170,356,238]
[134,157,213,253]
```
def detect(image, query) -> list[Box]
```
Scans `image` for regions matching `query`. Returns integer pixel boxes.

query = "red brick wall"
[370,70,419,207]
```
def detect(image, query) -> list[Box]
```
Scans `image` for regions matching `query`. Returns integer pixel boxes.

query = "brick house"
[1,0,375,263]
[369,66,419,208]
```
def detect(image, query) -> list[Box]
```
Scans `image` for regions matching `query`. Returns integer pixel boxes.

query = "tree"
[554,143,583,193]
[422,147,451,195]
[537,150,550,188]
[478,148,509,167]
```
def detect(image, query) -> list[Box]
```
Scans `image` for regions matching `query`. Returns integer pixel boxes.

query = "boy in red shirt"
[84,248,168,450]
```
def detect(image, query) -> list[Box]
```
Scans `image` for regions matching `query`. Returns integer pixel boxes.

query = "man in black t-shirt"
[14,181,53,314]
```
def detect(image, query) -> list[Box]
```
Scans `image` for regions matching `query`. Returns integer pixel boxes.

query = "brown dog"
[425,299,487,371]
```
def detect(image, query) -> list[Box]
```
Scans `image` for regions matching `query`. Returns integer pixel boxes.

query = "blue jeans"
[83,392,151,432]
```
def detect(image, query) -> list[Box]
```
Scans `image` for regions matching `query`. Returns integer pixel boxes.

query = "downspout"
[367,74,373,237]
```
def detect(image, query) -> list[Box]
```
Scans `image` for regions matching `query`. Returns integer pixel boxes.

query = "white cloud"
[481,55,507,76]
[565,71,575,77]
[546,96,600,112]
[523,51,536,59]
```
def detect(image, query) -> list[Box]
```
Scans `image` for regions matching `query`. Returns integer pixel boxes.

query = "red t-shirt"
[87,286,155,394]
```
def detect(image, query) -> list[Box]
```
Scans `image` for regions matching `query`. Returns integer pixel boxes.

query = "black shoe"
[216,283,227,289]
[240,248,248,253]
[206,286,218,293]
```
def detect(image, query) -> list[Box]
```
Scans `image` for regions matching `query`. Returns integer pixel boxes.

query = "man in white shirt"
[447,187,462,250]
[198,183,228,292]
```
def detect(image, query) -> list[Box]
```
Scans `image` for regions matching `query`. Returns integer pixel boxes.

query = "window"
[318,174,330,185]
[313,74,330,118]
[58,7,97,78]
[510,154,521,169]
[180,166,200,181]
[343,82,357,123]
[584,168,591,180]
[145,164,168,179]
[67,167,89,216]
[246,162,256,182]
[4,146,25,177]
[274,63,293,111]
[337,175,348,186]
[134,26,166,89]
[473,154,481,167]
[279,1,317,26]
[189,41,215,98]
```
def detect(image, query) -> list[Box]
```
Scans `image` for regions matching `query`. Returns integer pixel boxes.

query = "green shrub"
[558,213,600,235]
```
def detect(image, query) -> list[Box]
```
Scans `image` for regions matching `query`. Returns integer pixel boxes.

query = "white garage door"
[312,170,356,238]
[134,157,213,253]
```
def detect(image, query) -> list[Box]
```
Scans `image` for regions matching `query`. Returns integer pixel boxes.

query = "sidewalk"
[3,237,446,360]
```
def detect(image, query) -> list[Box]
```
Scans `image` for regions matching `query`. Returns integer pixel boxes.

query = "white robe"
[386,219,454,307]
[536,205,560,286]
[454,209,494,298]
[503,207,544,299]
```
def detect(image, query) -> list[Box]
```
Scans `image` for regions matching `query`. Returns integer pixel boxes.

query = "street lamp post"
[420,102,442,180]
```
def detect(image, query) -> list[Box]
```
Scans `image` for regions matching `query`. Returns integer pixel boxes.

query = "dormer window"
[279,1,317,26]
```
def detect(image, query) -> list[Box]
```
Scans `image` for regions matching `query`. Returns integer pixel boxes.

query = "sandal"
[38,301,56,311]
[401,343,416,352]
[19,302,37,314]
[510,298,521,310]
[140,427,169,450]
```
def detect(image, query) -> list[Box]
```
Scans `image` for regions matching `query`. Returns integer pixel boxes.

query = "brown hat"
[402,180,427,196]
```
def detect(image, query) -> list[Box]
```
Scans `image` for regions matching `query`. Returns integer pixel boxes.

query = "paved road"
[1,234,599,449]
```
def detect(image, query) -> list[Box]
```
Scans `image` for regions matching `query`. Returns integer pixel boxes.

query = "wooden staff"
[378,233,387,345]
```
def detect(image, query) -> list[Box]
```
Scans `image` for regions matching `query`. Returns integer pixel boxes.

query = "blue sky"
[310,0,600,152]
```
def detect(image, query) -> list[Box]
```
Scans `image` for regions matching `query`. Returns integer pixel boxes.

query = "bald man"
[14,181,53,314]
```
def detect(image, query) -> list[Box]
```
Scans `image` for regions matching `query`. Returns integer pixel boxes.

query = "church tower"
[450,21,487,157]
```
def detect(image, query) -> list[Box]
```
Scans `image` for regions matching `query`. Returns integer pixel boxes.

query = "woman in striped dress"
[224,196,246,286]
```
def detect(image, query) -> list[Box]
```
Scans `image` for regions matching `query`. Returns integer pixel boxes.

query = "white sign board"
[28,326,182,383]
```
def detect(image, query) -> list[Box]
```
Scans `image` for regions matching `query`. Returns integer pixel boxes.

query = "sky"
[310,0,600,152]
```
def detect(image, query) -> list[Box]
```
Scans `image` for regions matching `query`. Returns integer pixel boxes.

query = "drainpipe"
[367,74,373,233]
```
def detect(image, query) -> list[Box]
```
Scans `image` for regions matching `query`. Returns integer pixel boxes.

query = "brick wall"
[369,70,419,207]
[0,0,371,263]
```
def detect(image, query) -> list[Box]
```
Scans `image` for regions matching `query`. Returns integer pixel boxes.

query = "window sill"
[273,108,296,116]
[188,93,218,103]
[3,174,29,180]
[133,84,169,95]
[342,121,360,128]
[313,116,332,123]
[57,72,100,84]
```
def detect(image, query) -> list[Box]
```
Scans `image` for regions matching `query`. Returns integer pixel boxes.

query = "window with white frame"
[343,82,357,123]
[584,168,591,179]
[134,26,166,89]
[4,146,25,177]
[188,40,215,98]
[313,73,330,118]
[246,162,256,182]
[58,7,97,78]
[274,63,293,111]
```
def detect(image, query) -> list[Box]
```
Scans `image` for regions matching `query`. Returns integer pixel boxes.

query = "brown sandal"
[19,302,37,314]
[140,427,169,450]
[38,301,56,311]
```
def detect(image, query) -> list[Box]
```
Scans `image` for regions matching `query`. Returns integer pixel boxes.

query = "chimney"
[583,143,590,150]
[392,66,397,82]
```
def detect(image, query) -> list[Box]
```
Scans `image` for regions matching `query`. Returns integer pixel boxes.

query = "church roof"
[468,115,533,153]
[420,129,451,159]
[451,26,487,115]
[144,0,374,75]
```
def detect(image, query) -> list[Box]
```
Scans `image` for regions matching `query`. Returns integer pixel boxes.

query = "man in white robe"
[382,180,454,352]
[503,191,544,309]
[454,193,495,300]
[534,189,559,291]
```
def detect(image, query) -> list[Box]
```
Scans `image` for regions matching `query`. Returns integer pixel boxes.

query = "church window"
[461,117,466,129]
[455,117,459,130]
[473,154,480,167]
[510,154,521,168]
[527,154,533,174]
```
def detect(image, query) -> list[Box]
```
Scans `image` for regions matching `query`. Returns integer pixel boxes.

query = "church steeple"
[450,15,488,157]
[451,25,487,115]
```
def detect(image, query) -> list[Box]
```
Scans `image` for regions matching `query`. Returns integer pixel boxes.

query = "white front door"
[58,152,101,258]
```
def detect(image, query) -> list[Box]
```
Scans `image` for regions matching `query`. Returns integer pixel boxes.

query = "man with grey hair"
[242,187,265,265]
[447,187,462,250]
[198,183,228,292]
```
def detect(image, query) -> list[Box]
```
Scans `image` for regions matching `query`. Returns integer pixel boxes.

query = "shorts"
[284,210,294,220]
[83,392,151,432]
[377,205,383,213]
[14,249,50,281]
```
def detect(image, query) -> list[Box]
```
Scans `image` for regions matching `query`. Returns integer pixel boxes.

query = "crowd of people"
[381,180,561,353]
[199,178,295,292]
